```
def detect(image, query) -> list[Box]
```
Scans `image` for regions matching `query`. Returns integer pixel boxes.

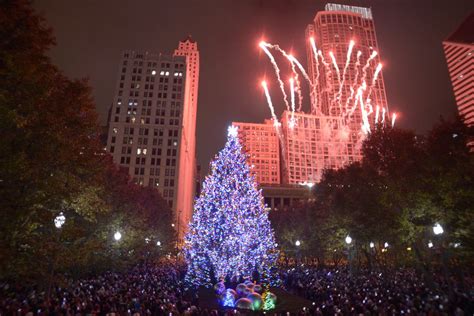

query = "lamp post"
[47,212,66,303]
[295,240,301,266]
[345,235,353,276]
[432,222,452,297]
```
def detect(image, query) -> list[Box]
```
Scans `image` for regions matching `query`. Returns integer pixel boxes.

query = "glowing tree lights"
[184,126,279,287]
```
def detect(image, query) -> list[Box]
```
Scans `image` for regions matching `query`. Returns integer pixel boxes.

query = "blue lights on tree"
[184,126,279,287]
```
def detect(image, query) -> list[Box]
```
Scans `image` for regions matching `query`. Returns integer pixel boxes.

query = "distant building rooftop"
[324,3,372,20]
[445,12,474,44]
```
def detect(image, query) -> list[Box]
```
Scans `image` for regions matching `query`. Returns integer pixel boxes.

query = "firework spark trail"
[288,55,313,86]
[365,63,383,106]
[268,43,306,112]
[264,42,305,112]
[329,51,342,113]
[359,91,371,134]
[289,78,296,128]
[261,81,280,126]
[261,80,288,169]
[382,107,386,125]
[391,113,397,127]
[318,50,334,98]
[259,42,290,111]
[288,54,314,111]
[309,37,321,113]
[375,105,380,125]
[337,40,354,113]
[347,80,366,117]
[286,55,304,112]
[361,50,378,88]
[344,50,362,117]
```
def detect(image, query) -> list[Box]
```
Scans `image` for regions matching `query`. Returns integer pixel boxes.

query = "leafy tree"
[0,1,175,281]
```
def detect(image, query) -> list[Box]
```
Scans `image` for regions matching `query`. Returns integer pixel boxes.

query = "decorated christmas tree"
[184,126,279,287]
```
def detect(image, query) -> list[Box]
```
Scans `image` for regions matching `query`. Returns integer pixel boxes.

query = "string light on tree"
[184,126,279,287]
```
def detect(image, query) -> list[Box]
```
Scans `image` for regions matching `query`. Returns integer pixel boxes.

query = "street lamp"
[369,242,375,248]
[156,241,161,247]
[345,235,353,276]
[428,241,434,248]
[114,231,122,241]
[433,223,444,235]
[295,240,301,247]
[384,242,389,248]
[54,212,66,229]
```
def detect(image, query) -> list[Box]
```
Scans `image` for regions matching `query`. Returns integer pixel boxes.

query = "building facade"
[232,120,280,185]
[443,13,474,128]
[281,111,362,184]
[306,3,389,126]
[173,37,200,236]
[106,37,199,237]
[261,184,314,211]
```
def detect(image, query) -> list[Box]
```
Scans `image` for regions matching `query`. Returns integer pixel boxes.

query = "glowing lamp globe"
[236,283,247,296]
[433,223,444,235]
[221,289,236,307]
[264,291,277,308]
[226,288,237,297]
[345,235,352,245]
[247,293,263,311]
[369,242,375,248]
[114,231,122,241]
[242,287,253,296]
[295,240,301,247]
[54,212,66,229]
[235,298,253,310]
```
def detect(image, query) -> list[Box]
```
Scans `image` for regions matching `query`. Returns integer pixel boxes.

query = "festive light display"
[184,127,279,287]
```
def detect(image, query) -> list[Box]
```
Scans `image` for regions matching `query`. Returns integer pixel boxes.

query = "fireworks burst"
[259,38,394,134]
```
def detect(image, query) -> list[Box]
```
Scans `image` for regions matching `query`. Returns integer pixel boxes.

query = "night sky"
[34,0,473,172]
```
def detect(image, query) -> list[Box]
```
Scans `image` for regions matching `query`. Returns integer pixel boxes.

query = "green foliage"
[313,122,474,266]
[273,121,473,268]
[0,0,175,282]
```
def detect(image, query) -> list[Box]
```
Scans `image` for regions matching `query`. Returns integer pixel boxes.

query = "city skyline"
[34,0,473,172]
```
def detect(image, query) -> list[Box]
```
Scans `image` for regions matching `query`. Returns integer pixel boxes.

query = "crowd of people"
[283,265,473,315]
[1,260,472,315]
[0,260,199,315]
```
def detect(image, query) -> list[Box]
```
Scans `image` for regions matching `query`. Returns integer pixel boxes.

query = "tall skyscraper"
[106,37,199,238]
[443,13,474,127]
[268,3,389,184]
[306,3,388,125]
[232,120,280,185]
[174,37,200,237]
